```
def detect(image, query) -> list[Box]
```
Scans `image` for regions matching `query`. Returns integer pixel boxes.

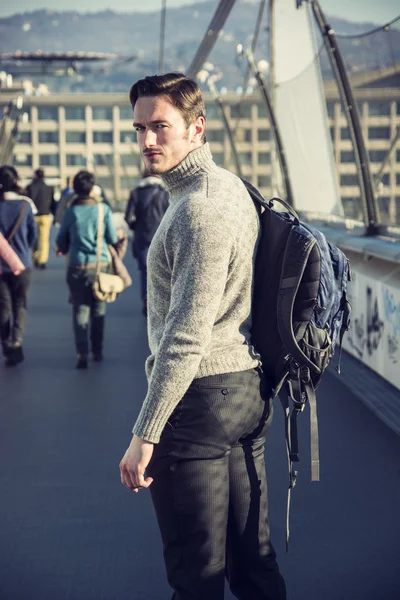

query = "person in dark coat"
[26,168,55,269]
[125,170,169,315]
[0,165,37,366]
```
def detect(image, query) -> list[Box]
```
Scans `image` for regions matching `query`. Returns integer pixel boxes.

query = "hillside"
[0,1,399,92]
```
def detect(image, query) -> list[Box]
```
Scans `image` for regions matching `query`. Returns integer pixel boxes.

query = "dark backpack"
[243,180,351,548]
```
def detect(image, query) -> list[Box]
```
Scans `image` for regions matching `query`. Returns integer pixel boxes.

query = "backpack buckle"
[300,365,311,384]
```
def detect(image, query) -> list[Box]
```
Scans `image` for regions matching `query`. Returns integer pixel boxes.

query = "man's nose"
[143,128,157,147]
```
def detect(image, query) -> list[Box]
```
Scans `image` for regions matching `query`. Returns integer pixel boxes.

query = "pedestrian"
[55,170,119,369]
[0,165,37,367]
[119,73,286,600]
[125,169,169,316]
[26,168,55,269]
[54,176,75,226]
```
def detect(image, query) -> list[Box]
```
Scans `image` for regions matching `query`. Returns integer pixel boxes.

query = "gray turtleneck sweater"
[132,143,260,443]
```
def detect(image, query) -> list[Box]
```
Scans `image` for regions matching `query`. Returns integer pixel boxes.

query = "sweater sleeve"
[132,200,235,443]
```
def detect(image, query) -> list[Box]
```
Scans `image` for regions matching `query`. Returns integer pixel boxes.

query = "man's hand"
[54,246,63,257]
[120,435,154,493]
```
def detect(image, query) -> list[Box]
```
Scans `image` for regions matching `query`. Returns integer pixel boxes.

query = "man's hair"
[73,170,95,197]
[129,73,206,141]
[35,168,44,179]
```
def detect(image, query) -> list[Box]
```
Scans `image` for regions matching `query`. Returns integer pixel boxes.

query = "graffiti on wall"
[344,269,400,390]
[348,284,384,359]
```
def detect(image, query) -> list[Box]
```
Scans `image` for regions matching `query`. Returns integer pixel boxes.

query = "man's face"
[133,95,204,174]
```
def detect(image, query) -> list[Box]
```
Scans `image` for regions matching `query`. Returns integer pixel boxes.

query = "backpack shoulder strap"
[277,227,320,374]
[7,201,28,243]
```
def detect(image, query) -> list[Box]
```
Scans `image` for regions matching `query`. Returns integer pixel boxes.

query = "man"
[54,176,75,226]
[124,170,169,316]
[119,73,286,600]
[26,168,55,269]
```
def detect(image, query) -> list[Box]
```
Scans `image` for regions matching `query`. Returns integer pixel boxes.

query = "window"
[119,106,133,120]
[66,154,86,167]
[340,174,359,186]
[368,102,391,116]
[396,150,400,162]
[326,102,335,118]
[120,154,138,166]
[369,150,386,163]
[258,152,271,164]
[120,131,137,143]
[96,176,113,189]
[230,104,251,119]
[205,104,220,120]
[340,127,351,140]
[330,127,334,140]
[38,107,58,121]
[239,152,252,165]
[368,127,390,140]
[39,131,59,144]
[378,197,391,217]
[93,131,113,143]
[66,131,86,144]
[18,131,32,144]
[258,129,271,142]
[235,129,252,143]
[258,175,271,188]
[92,106,113,120]
[65,106,85,120]
[13,153,32,167]
[340,151,355,163]
[379,173,390,186]
[257,104,268,118]
[39,154,59,167]
[397,174,400,186]
[120,176,138,189]
[341,197,363,220]
[93,154,113,166]
[207,129,224,143]
[212,152,224,166]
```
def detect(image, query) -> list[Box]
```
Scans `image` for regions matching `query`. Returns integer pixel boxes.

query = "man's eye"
[156,124,166,129]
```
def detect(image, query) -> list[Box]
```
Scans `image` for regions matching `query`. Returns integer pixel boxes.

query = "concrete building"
[1,66,399,223]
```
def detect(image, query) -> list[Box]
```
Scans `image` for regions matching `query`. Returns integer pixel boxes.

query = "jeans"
[67,267,107,356]
[147,368,286,600]
[33,215,52,265]
[0,269,31,355]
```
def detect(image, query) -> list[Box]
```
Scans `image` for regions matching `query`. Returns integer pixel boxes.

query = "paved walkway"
[0,232,399,600]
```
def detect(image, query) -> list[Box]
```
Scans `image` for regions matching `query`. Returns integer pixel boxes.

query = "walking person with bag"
[55,170,120,369]
[119,74,286,600]
[125,170,169,316]
[0,165,37,367]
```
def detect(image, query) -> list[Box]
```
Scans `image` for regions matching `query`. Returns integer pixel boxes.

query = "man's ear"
[191,116,205,143]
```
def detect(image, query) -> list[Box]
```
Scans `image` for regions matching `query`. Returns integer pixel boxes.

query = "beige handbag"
[92,203,125,303]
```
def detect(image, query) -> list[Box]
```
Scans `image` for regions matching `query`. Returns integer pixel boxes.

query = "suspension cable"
[335,15,400,39]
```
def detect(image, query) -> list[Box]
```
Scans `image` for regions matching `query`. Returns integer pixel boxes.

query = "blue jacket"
[0,193,37,274]
[56,198,118,266]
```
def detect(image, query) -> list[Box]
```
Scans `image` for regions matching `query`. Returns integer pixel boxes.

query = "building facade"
[1,69,399,224]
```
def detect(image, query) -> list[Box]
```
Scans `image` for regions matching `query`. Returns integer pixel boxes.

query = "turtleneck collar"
[162,143,215,196]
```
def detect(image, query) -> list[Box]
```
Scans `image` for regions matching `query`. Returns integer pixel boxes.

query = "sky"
[0,0,399,25]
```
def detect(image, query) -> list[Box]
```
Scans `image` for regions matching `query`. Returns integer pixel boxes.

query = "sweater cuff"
[132,397,174,443]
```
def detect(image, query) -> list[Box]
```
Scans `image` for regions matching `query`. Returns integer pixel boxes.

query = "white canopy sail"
[273,0,342,215]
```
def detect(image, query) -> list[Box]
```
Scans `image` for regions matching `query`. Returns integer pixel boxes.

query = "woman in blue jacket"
[56,170,118,369]
[0,165,37,366]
